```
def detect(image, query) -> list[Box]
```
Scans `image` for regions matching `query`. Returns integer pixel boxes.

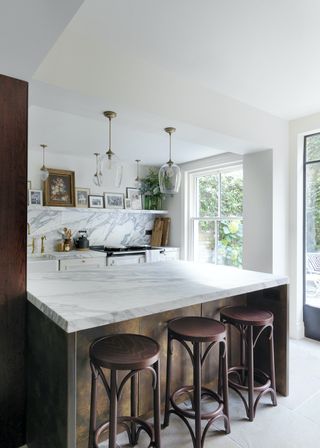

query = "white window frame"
[187,163,243,263]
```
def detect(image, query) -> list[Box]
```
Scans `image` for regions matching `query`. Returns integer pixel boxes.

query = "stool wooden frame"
[88,333,161,448]
[220,306,277,421]
[163,317,230,448]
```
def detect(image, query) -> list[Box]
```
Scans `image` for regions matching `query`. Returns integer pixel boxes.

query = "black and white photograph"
[125,198,131,209]
[104,192,124,209]
[75,188,90,208]
[28,189,43,206]
[88,195,104,208]
[126,187,142,210]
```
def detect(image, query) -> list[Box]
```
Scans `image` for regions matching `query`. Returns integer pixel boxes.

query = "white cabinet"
[107,255,145,266]
[59,257,106,271]
[160,248,180,261]
[27,259,59,274]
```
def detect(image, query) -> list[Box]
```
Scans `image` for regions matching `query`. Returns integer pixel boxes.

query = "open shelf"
[28,206,168,215]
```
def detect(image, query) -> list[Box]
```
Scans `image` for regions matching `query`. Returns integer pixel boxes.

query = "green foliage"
[140,168,163,198]
[197,170,243,267]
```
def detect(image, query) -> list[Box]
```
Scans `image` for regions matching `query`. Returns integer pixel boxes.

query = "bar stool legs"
[163,318,230,448]
[220,307,278,422]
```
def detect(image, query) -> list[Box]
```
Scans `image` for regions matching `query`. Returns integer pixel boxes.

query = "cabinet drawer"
[107,255,145,266]
[59,257,106,271]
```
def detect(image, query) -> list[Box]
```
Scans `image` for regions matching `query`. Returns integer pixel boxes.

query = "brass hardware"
[27,222,31,235]
[164,127,176,135]
[27,237,35,254]
[41,235,46,254]
[103,111,117,160]
[103,111,117,120]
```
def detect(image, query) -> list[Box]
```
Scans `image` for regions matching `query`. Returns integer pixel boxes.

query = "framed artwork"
[126,187,142,210]
[88,195,104,208]
[29,189,43,207]
[75,188,90,208]
[104,192,124,209]
[43,169,75,207]
[27,180,32,190]
[125,198,131,209]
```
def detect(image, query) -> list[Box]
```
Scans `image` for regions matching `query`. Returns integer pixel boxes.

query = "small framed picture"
[27,180,32,190]
[88,195,104,208]
[125,198,131,209]
[43,168,75,207]
[29,189,43,206]
[104,192,124,209]
[75,188,90,208]
[126,187,142,210]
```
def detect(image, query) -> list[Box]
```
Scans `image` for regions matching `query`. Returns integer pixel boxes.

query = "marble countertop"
[27,261,288,334]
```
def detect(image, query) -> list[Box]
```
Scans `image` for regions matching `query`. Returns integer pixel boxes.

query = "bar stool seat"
[89,333,161,448]
[163,316,230,448]
[220,306,277,422]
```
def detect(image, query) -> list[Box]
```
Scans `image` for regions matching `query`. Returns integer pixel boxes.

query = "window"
[188,166,243,267]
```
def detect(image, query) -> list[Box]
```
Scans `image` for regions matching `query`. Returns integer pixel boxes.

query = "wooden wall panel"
[0,74,28,447]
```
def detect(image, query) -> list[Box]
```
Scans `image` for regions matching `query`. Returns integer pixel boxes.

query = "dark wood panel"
[0,74,28,447]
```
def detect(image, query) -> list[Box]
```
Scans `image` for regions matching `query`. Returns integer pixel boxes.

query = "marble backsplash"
[27,207,157,253]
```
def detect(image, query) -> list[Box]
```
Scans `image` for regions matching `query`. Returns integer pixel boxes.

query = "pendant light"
[159,127,181,194]
[100,111,123,188]
[93,152,103,186]
[40,144,49,181]
[135,159,142,188]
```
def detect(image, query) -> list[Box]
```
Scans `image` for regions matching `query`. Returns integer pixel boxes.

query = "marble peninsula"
[26,261,289,448]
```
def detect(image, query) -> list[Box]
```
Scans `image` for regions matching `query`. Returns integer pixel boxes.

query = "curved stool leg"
[221,341,230,433]
[130,373,138,445]
[88,362,98,448]
[193,342,201,448]
[153,360,161,448]
[162,335,173,428]
[109,369,118,448]
[269,329,277,406]
[247,326,254,421]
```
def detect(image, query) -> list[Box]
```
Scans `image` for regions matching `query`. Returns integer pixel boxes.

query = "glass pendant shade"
[159,127,181,194]
[100,110,123,188]
[40,144,49,181]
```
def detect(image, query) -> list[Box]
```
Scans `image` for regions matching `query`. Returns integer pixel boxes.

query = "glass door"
[304,133,320,340]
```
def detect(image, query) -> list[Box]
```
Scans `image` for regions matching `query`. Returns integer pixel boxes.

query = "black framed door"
[303,133,320,341]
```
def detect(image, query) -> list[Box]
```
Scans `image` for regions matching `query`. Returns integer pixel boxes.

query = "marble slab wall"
[27,208,156,252]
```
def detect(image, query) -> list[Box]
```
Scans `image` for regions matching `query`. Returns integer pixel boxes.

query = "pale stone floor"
[112,338,320,448]
[21,338,320,448]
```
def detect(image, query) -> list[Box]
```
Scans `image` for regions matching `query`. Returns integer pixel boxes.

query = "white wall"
[289,113,320,338]
[243,150,273,273]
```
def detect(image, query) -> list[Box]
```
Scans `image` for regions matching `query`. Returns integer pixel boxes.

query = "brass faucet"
[27,222,31,235]
[41,235,46,254]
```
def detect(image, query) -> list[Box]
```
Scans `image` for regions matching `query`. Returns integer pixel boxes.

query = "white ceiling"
[33,0,320,120]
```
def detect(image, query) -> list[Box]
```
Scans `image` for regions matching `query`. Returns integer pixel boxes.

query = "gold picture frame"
[43,168,75,207]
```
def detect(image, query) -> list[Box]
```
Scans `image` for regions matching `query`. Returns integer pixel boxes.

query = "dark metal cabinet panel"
[0,74,27,447]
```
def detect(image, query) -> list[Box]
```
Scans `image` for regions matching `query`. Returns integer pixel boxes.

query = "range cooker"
[89,245,165,266]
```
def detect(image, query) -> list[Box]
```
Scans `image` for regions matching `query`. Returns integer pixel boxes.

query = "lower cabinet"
[59,257,106,271]
[107,254,145,266]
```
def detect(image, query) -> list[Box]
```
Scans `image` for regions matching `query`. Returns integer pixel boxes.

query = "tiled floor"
[21,338,320,448]
[114,338,320,448]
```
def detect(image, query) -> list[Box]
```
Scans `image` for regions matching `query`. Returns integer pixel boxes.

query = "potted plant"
[140,168,164,210]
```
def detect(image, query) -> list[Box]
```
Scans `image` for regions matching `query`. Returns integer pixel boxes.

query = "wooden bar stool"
[220,306,277,421]
[88,333,161,448]
[163,316,230,448]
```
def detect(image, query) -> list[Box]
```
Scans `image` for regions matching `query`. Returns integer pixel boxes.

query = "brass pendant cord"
[169,132,172,164]
[108,117,112,152]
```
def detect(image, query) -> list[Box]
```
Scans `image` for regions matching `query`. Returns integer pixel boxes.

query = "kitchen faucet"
[41,235,46,254]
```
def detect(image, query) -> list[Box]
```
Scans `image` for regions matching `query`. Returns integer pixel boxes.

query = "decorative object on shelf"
[75,188,90,208]
[140,168,163,210]
[43,168,75,207]
[135,159,142,188]
[126,187,142,210]
[92,153,103,187]
[40,144,49,181]
[88,195,104,208]
[74,230,90,250]
[104,192,124,209]
[125,198,131,209]
[28,189,43,206]
[100,111,123,187]
[63,227,73,251]
[27,180,32,190]
[159,127,181,194]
